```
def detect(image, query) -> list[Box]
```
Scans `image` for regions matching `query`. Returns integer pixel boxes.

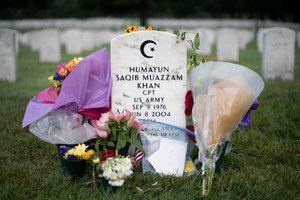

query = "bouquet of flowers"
[189,61,264,196]
[83,111,144,188]
[22,48,112,145]
[92,111,144,154]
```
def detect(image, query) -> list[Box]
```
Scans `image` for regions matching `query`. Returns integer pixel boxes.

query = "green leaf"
[129,136,144,153]
[181,32,186,40]
[194,33,200,49]
[187,40,194,50]
[112,126,116,137]
[107,141,115,147]
[193,54,197,66]
[95,139,100,153]
[173,30,180,40]
[130,131,144,153]
[122,125,127,131]
[116,131,126,151]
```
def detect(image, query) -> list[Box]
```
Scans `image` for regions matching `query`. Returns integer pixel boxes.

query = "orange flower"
[58,66,68,76]
[143,26,153,31]
[65,60,76,72]
[124,25,139,33]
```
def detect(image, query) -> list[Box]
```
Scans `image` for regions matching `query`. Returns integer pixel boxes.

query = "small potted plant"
[58,143,95,177]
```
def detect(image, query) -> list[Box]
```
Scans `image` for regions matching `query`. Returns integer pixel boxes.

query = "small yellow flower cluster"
[63,143,95,160]
[124,25,153,33]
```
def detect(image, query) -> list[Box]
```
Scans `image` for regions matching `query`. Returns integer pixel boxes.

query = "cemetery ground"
[0,42,299,199]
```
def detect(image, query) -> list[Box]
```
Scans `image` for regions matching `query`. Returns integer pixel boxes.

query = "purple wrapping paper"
[239,99,259,127]
[22,48,112,128]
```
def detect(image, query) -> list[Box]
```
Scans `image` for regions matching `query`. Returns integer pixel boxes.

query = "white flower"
[109,179,125,187]
[100,156,133,187]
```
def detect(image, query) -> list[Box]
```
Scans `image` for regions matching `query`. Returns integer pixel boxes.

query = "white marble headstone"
[0,29,17,82]
[111,31,187,127]
[237,29,254,50]
[82,30,96,51]
[29,30,42,51]
[95,30,122,47]
[257,28,268,53]
[63,29,83,54]
[197,28,215,55]
[18,32,29,46]
[39,29,61,62]
[262,27,295,80]
[217,28,239,61]
[297,31,300,48]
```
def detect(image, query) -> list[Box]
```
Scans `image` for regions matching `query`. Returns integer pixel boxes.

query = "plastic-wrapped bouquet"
[22,48,112,144]
[189,61,264,196]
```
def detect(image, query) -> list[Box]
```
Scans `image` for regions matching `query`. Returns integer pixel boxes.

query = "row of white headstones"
[0,27,299,82]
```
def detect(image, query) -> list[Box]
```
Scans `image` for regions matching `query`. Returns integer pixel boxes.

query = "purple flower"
[66,155,77,160]
[59,146,70,156]
[53,73,61,80]
[57,63,66,70]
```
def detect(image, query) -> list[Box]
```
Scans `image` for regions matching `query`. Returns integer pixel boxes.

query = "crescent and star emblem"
[140,40,157,58]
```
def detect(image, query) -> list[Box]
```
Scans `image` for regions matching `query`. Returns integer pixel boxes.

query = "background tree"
[0,0,298,22]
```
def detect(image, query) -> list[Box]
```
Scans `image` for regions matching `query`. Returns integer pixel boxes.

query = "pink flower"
[127,114,136,127]
[137,120,144,130]
[122,111,131,120]
[91,120,108,138]
[127,114,143,131]
[95,128,108,138]
[97,113,110,130]
[91,113,111,139]
[109,112,123,123]
[99,112,110,124]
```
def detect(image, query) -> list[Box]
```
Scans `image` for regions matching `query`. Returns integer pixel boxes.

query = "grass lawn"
[0,41,299,200]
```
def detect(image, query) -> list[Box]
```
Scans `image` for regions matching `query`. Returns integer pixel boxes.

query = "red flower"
[101,149,116,161]
[185,90,194,116]
[186,125,196,143]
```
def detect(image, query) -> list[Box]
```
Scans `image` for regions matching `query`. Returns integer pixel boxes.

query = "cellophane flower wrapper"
[189,61,264,195]
[23,48,112,144]
[139,119,194,175]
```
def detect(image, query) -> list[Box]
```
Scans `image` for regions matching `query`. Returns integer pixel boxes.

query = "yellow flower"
[64,149,76,159]
[73,57,83,65]
[143,26,153,31]
[92,157,100,164]
[53,81,62,90]
[82,149,95,160]
[48,76,62,90]
[124,25,139,33]
[73,143,89,157]
[48,76,54,82]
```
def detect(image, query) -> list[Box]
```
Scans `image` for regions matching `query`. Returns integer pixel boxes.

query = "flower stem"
[202,168,214,196]
[92,166,97,189]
